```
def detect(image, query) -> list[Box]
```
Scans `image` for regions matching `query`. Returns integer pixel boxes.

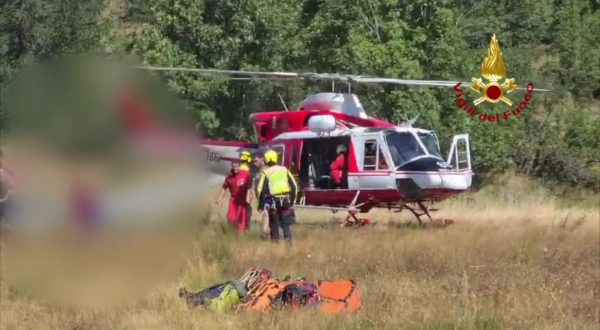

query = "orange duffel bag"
[316,280,362,313]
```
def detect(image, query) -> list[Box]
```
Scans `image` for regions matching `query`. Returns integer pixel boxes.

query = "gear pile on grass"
[178,268,361,313]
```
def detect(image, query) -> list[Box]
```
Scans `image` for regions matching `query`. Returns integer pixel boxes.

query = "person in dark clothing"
[252,152,269,237]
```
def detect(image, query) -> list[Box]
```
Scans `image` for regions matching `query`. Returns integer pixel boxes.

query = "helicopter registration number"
[204,150,221,162]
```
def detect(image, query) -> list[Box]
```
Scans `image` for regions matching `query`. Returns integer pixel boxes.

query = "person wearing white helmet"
[330,144,347,188]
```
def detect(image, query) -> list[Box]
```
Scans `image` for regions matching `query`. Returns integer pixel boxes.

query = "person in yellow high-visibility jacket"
[256,149,298,242]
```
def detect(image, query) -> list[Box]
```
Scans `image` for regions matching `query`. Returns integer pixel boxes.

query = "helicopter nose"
[395,172,443,191]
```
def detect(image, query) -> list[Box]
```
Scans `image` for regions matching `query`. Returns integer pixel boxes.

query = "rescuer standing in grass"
[256,150,298,242]
[217,153,252,233]
[251,151,270,238]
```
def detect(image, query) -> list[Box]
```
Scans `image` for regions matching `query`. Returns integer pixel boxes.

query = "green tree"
[1,0,117,132]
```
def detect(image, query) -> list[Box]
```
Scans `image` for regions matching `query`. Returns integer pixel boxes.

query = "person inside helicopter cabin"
[256,150,298,242]
[330,144,347,188]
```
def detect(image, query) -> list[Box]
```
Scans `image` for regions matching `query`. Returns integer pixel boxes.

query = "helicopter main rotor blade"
[131,66,300,77]
[132,66,461,86]
[132,66,551,91]
[352,77,552,92]
[349,77,463,88]
[515,86,551,92]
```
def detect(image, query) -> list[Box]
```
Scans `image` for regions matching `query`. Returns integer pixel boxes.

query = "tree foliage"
[1,0,599,190]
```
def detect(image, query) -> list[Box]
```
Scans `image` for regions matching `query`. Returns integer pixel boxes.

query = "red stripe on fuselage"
[348,171,472,176]
[201,140,258,148]
[348,172,391,176]
[302,188,467,211]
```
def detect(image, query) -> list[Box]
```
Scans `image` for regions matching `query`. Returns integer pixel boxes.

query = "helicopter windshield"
[385,132,428,167]
[418,132,442,159]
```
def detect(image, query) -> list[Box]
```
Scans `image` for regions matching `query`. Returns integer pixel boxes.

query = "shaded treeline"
[1,0,599,190]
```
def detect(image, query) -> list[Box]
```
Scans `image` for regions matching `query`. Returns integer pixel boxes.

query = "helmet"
[264,150,278,164]
[240,150,252,163]
[336,144,347,154]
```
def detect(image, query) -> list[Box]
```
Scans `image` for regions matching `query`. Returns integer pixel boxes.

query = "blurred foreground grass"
[1,174,599,329]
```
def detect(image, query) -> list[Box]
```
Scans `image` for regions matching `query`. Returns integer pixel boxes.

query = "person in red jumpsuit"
[217,161,252,233]
[330,144,347,188]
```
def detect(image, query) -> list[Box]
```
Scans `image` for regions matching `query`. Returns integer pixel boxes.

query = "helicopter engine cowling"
[307,114,336,134]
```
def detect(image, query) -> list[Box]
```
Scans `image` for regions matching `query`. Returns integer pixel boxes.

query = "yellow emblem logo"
[470,34,517,106]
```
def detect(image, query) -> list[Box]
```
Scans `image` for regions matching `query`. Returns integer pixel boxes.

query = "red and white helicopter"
[132,67,474,225]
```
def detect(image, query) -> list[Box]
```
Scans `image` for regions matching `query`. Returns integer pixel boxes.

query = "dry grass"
[1,174,599,329]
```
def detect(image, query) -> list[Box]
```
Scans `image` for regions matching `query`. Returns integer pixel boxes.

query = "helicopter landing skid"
[394,202,435,226]
[393,202,456,227]
[341,210,372,227]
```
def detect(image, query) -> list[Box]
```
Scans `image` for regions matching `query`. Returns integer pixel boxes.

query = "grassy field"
[1,174,599,329]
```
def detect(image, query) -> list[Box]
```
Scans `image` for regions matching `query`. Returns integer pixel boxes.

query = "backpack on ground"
[277,282,319,309]
[315,280,361,313]
[240,278,320,312]
[240,279,306,311]
[210,279,248,312]
[239,267,272,292]
[179,279,247,311]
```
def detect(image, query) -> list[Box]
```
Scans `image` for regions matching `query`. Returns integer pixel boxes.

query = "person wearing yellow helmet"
[239,150,252,172]
[256,149,298,242]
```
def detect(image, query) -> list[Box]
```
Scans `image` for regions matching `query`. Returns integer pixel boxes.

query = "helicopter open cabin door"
[446,134,471,170]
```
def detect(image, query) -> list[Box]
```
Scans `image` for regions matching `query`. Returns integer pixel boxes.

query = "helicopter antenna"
[398,114,414,127]
[278,93,289,111]
[408,114,419,126]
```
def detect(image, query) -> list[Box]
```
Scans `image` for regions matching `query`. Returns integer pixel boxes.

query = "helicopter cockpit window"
[385,132,427,166]
[378,146,389,170]
[418,132,442,159]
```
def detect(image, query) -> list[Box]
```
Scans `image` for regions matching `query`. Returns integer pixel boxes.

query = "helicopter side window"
[363,140,377,170]
[363,140,388,170]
